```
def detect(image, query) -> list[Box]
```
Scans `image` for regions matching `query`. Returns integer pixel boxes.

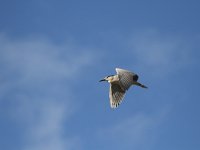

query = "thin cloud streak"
[129,30,194,78]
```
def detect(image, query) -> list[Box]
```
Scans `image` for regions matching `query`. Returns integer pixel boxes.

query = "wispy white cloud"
[0,34,96,150]
[97,108,169,150]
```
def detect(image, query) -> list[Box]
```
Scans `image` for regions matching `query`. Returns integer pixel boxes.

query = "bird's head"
[99,75,114,82]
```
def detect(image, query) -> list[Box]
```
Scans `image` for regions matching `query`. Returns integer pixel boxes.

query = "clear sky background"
[0,0,200,150]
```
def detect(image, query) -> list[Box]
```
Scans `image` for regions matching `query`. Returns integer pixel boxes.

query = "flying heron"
[100,68,147,108]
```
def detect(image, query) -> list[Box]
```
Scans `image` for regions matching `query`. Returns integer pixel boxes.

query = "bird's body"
[100,68,147,108]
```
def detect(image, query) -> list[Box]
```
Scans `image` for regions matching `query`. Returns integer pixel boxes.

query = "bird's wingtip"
[115,67,122,72]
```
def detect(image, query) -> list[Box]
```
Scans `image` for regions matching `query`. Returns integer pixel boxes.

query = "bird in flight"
[99,68,147,108]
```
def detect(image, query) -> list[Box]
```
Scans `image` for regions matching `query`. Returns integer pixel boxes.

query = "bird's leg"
[135,82,148,88]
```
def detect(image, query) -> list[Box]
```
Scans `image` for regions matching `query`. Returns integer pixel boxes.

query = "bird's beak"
[99,79,106,82]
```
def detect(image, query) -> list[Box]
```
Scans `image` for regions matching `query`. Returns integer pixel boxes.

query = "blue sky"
[0,0,200,150]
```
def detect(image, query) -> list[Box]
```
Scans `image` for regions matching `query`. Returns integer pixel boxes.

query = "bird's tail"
[135,82,148,88]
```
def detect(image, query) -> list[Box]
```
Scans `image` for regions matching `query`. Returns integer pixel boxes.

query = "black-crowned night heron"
[100,68,147,108]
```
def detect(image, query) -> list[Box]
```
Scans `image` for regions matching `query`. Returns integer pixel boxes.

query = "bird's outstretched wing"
[109,83,125,108]
[116,68,138,91]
